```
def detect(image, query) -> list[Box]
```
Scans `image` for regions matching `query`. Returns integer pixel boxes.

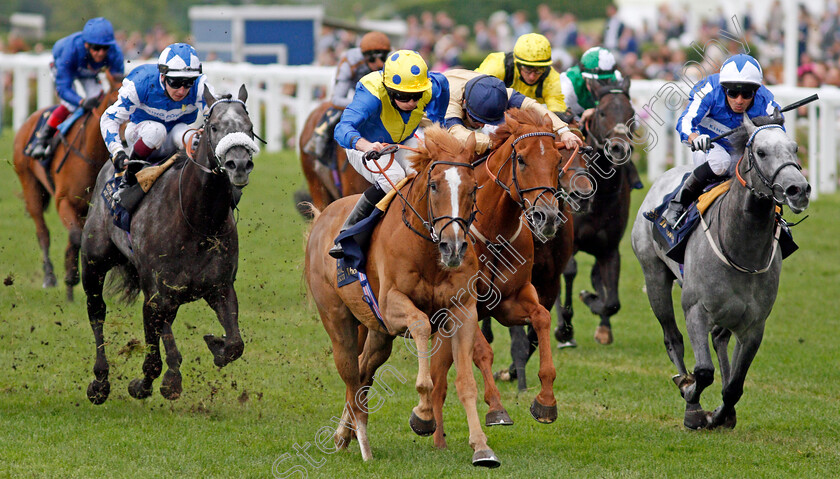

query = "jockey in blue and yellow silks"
[330,50,449,259]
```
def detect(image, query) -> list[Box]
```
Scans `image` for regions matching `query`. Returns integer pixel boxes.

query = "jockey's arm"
[517,94,582,148]
[330,57,355,109]
[53,60,83,107]
[539,72,568,113]
[444,118,491,154]
[100,80,136,157]
[334,84,379,151]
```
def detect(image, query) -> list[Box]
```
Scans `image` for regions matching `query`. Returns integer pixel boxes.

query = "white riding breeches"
[345,135,420,192]
[125,121,190,161]
[692,142,740,177]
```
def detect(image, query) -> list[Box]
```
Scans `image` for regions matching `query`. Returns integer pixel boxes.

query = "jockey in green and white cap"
[559,46,623,123]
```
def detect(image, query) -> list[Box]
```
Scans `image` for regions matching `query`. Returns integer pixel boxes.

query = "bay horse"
[557,77,637,345]
[631,113,809,429]
[81,86,258,404]
[429,109,583,448]
[295,102,367,216]
[12,71,122,301]
[305,126,500,467]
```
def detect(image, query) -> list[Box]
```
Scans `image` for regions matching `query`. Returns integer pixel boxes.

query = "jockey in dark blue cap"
[31,17,125,159]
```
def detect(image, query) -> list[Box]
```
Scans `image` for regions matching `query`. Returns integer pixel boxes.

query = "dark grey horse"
[631,113,810,429]
[81,85,258,404]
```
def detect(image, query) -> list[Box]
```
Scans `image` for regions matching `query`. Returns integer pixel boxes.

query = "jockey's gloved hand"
[80,97,99,111]
[112,150,129,171]
[363,150,381,162]
[125,159,150,175]
[690,134,711,152]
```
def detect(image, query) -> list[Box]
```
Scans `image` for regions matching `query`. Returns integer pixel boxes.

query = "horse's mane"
[490,108,551,149]
[728,112,786,156]
[409,124,470,171]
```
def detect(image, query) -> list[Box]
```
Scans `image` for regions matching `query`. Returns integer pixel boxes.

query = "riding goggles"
[88,43,110,52]
[519,64,547,76]
[364,50,389,63]
[165,76,197,90]
[725,88,756,100]
[388,88,423,103]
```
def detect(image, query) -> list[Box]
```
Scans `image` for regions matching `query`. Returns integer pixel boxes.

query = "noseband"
[194,99,260,175]
[588,89,634,151]
[736,124,802,204]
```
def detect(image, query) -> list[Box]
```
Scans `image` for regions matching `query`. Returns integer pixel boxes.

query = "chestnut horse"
[305,126,499,467]
[13,71,122,301]
[295,102,367,215]
[429,109,591,448]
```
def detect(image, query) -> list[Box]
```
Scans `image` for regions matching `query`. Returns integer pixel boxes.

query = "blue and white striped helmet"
[719,54,763,87]
[158,43,202,78]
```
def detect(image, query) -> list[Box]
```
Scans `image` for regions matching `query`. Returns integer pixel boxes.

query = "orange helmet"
[360,31,391,53]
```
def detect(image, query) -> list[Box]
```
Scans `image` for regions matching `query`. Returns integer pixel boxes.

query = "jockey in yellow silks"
[330,50,449,259]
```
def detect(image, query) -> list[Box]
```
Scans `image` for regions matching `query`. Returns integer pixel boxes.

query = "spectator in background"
[602,4,624,52]
[511,10,534,41]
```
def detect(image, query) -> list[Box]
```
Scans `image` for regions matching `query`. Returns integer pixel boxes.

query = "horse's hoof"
[683,402,710,430]
[204,334,227,367]
[472,449,501,468]
[594,325,613,345]
[493,368,514,382]
[485,409,514,426]
[554,321,574,343]
[556,339,577,349]
[159,370,182,400]
[708,406,737,429]
[87,379,110,405]
[128,378,152,399]
[42,275,57,288]
[530,398,558,424]
[409,411,436,436]
[672,374,695,399]
[579,290,598,305]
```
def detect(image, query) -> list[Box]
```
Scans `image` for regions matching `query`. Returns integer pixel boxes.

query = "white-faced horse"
[631,113,810,429]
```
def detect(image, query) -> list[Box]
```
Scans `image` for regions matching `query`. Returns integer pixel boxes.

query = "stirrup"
[328,243,345,259]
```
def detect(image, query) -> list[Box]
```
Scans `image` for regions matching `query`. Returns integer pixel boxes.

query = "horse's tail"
[105,262,141,304]
[300,202,321,227]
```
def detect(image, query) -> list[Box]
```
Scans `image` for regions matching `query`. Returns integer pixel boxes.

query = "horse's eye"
[430,182,437,192]
[210,125,218,133]
[794,145,799,153]
[756,148,765,158]
[517,155,526,166]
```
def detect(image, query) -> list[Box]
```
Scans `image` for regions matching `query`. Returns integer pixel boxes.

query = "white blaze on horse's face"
[444,167,462,236]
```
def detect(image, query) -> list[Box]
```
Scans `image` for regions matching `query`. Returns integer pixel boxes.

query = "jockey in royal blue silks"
[100,42,216,197]
[30,17,125,159]
[662,54,783,227]
[329,49,449,259]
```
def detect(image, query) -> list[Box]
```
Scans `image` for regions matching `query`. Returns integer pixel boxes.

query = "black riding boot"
[31,124,57,160]
[662,162,720,228]
[329,185,386,259]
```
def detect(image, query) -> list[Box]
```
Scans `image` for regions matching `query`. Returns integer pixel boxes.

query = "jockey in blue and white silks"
[100,43,215,174]
[663,54,783,228]
[31,17,125,159]
[329,50,450,259]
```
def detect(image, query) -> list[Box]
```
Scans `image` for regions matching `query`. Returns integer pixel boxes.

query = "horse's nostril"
[458,241,468,257]
[785,185,801,197]
[532,211,546,224]
[439,242,452,255]
[225,160,236,171]
[246,160,254,172]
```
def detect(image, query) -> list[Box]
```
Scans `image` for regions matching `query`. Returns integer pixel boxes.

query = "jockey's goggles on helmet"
[165,76,196,89]
[88,43,110,52]
[725,87,756,100]
[519,64,547,76]
[364,50,389,63]
[387,88,423,103]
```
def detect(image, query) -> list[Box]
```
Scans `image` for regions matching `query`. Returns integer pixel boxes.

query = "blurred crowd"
[316,1,840,90]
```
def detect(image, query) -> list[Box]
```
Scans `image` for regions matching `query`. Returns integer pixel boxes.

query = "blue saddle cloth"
[101,176,131,233]
[643,173,701,263]
[334,208,388,331]
[23,107,86,157]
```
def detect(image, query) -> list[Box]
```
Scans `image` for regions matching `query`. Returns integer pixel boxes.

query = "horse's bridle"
[736,124,802,205]
[587,89,634,152]
[483,131,559,223]
[192,98,258,175]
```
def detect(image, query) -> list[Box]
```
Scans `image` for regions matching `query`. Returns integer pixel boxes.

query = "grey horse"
[631,112,810,429]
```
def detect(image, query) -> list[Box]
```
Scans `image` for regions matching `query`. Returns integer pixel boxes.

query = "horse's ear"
[743,113,756,135]
[203,85,216,108]
[463,132,476,156]
[238,84,248,103]
[620,75,631,93]
[424,135,440,159]
[505,111,520,131]
[773,106,783,123]
[542,113,553,128]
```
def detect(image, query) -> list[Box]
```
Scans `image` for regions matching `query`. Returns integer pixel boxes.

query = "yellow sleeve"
[475,52,506,81]
[520,96,569,133]
[448,123,491,154]
[540,70,567,113]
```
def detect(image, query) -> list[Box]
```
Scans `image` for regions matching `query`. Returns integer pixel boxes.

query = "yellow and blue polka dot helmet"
[383,50,431,93]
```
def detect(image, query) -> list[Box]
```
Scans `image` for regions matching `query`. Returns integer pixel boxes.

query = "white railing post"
[13,66,31,130]
[808,102,820,200]
[819,100,837,194]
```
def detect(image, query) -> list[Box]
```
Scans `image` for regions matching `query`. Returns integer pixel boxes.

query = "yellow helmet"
[383,50,431,93]
[513,33,552,67]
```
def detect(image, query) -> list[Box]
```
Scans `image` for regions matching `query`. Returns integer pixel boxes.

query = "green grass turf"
[1,128,839,478]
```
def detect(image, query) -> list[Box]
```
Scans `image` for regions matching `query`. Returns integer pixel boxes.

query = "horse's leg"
[20,173,56,288]
[639,261,689,381]
[681,305,715,430]
[555,256,577,345]
[508,326,529,391]
[497,284,557,423]
[128,299,166,399]
[430,332,453,449]
[480,318,494,343]
[709,325,764,429]
[203,285,244,367]
[471,323,513,426]
[451,313,500,468]
[159,320,184,400]
[56,198,82,302]
[82,259,111,404]
[585,249,621,345]
[711,326,732,389]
